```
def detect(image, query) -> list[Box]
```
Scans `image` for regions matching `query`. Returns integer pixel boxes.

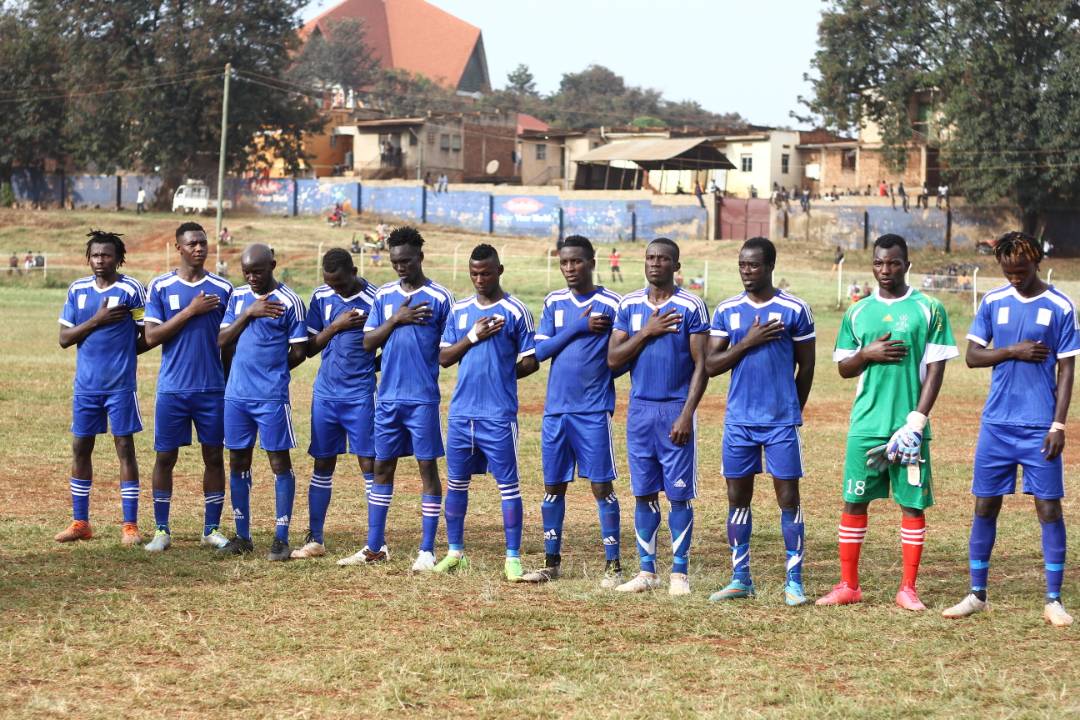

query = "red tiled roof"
[302,0,482,90]
[516,113,549,135]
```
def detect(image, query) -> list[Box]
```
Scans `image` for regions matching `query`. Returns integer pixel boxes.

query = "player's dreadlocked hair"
[85,229,127,267]
[322,247,355,274]
[994,231,1043,264]
[561,234,595,260]
[388,225,424,248]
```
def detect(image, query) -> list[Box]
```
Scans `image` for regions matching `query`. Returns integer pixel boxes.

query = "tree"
[505,63,538,97]
[0,3,67,187]
[803,1,1080,228]
[288,18,380,91]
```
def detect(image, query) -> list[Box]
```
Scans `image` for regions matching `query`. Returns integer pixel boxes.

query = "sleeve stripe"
[288,337,307,344]
[833,348,859,362]
[517,348,537,362]
[535,334,551,340]
[709,329,729,337]
[144,316,163,325]
[439,341,451,348]
[307,326,320,334]
[925,343,961,362]
[965,333,988,347]
[1057,349,1080,359]
[792,332,816,342]
[58,318,74,328]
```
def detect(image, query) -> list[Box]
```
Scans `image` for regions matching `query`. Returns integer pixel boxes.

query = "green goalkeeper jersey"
[833,287,959,438]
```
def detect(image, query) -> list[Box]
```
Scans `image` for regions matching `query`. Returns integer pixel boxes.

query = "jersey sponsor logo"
[457,313,468,330]
[997,306,1009,325]
[235,300,244,315]
[1037,308,1052,326]
[384,304,393,320]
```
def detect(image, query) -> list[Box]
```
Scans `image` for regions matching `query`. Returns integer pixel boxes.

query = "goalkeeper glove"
[886,411,927,467]
[864,443,890,473]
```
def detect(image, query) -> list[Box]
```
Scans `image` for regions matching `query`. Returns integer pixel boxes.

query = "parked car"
[172,181,232,214]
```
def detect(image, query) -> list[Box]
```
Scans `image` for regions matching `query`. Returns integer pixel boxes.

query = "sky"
[301,0,825,128]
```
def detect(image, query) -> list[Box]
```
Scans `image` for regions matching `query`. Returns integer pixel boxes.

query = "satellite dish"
[485,159,500,175]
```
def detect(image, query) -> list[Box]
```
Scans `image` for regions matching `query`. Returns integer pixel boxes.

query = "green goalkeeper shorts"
[842,435,934,509]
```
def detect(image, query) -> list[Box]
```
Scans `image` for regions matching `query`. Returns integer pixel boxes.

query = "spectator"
[849,280,862,304]
[801,187,811,213]
[694,179,705,209]
[898,182,909,212]
[707,178,719,195]
[8,252,18,275]
[23,251,33,273]
[778,277,790,290]
[878,180,888,196]
[889,183,896,209]
[216,259,228,277]
[609,247,623,283]
[937,183,949,209]
[1043,238,1053,258]
[832,245,845,272]
[219,226,232,245]
[918,184,929,209]
[371,248,382,267]
[437,173,449,194]
[351,237,362,254]
[861,281,872,299]
[424,171,432,189]
[34,251,44,268]
[136,186,146,214]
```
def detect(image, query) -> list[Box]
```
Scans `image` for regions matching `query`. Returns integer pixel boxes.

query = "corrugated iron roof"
[574,138,734,169]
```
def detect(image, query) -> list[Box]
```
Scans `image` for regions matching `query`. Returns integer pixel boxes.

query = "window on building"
[329,135,337,149]
[842,149,857,171]
[427,131,436,145]
[781,153,789,174]
[741,155,753,173]
[536,143,547,160]
[408,132,418,146]
[451,134,462,151]
[440,134,450,151]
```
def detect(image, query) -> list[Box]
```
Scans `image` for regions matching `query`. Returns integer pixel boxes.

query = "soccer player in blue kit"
[290,249,377,560]
[608,238,710,595]
[217,243,307,560]
[521,235,625,586]
[438,244,539,581]
[704,238,816,605]
[357,227,455,570]
[56,230,149,546]
[943,232,1079,627]
[142,222,233,552]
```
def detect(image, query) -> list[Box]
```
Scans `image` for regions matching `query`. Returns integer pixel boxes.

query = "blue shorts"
[72,392,143,437]
[626,400,696,501]
[374,402,444,461]
[722,424,804,480]
[446,417,518,483]
[541,412,617,485]
[309,395,375,458]
[973,422,1064,500]
[224,399,296,452]
[154,391,224,451]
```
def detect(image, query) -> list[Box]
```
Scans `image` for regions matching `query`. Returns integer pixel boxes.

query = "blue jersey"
[145,271,233,394]
[364,279,454,404]
[441,294,536,420]
[967,284,1080,427]
[59,274,146,395]
[307,282,377,400]
[710,290,815,426]
[536,286,621,415]
[221,283,307,403]
[614,287,710,403]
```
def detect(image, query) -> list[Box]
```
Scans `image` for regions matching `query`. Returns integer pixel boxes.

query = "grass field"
[1,209,1078,718]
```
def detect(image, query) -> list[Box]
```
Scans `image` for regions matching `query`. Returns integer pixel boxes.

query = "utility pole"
[215,63,232,270]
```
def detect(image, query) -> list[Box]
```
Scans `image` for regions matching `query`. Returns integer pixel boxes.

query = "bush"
[0,182,14,208]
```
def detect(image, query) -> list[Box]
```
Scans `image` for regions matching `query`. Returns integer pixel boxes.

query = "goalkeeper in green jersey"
[816,234,959,611]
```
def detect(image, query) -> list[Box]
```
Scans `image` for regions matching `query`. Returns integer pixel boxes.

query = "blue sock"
[203,491,225,535]
[366,483,394,549]
[597,490,621,562]
[444,477,470,552]
[541,490,565,557]
[727,506,752,584]
[669,500,694,574]
[781,506,805,585]
[230,471,252,540]
[308,473,333,544]
[152,490,171,532]
[274,471,295,543]
[1041,517,1066,600]
[969,514,997,592]
[70,477,91,522]
[499,480,523,558]
[363,471,375,499]
[634,498,661,574]
[120,481,139,525]
[420,494,441,553]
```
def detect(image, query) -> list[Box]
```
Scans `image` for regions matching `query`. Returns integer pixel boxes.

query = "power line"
[0,70,223,104]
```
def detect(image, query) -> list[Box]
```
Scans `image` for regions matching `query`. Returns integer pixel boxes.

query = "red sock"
[838,512,868,588]
[901,516,926,588]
